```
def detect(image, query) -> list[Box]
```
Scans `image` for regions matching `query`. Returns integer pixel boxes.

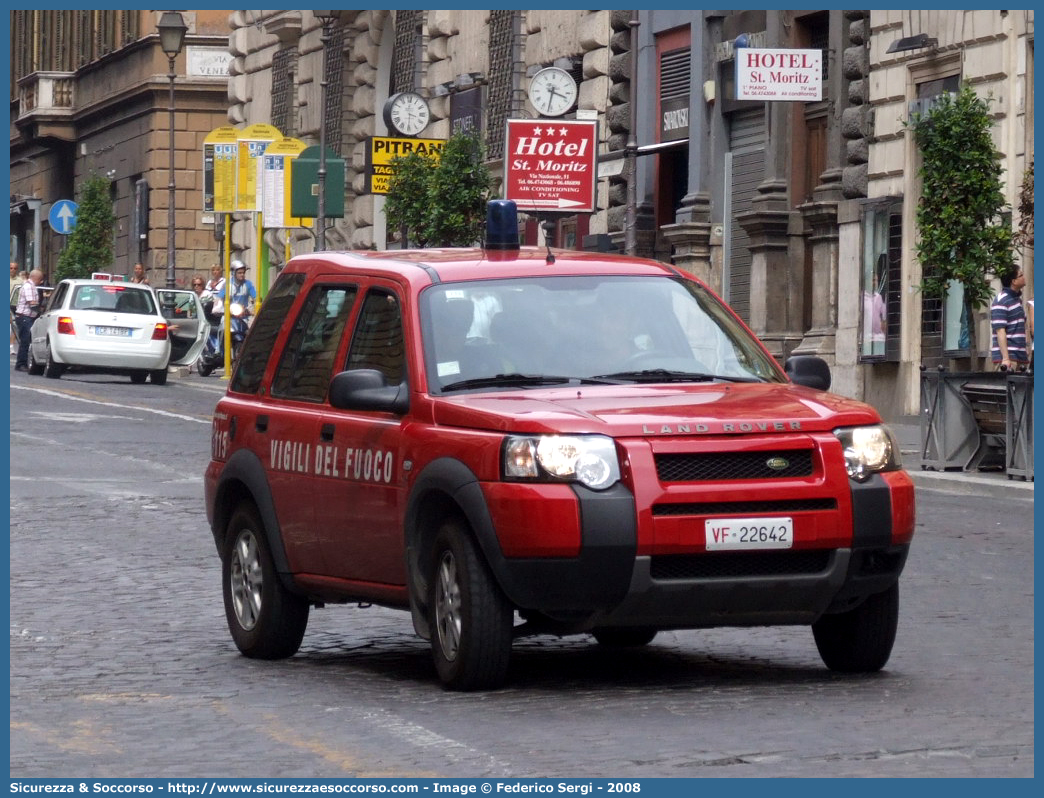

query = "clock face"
[384,92,431,137]
[527,67,578,117]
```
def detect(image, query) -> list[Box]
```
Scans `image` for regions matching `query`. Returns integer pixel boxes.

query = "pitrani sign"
[735,47,822,101]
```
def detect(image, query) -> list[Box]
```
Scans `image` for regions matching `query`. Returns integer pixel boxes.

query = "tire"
[27,345,44,376]
[222,503,308,659]
[130,371,148,384]
[149,368,168,385]
[813,583,899,673]
[427,518,513,691]
[592,627,658,647]
[43,340,64,379]
[197,359,214,377]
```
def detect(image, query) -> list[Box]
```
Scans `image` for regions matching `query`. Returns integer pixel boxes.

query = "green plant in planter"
[55,173,116,282]
[910,85,1015,310]
[384,130,490,248]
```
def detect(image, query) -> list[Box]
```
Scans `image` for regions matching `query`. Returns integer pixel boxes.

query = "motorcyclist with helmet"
[197,260,256,376]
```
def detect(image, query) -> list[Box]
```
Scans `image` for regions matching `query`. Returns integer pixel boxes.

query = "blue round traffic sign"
[48,199,79,235]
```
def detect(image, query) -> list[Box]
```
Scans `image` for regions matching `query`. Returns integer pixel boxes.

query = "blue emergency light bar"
[485,200,520,251]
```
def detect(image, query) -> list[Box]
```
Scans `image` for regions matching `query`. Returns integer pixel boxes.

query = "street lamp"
[158,10,187,287]
[313,10,337,252]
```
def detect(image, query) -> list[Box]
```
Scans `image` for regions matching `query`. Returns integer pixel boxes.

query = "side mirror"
[329,369,409,414]
[784,355,831,391]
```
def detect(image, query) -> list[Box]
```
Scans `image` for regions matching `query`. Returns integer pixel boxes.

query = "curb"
[907,468,1033,499]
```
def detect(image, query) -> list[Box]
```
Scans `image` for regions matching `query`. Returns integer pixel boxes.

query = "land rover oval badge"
[766,456,790,471]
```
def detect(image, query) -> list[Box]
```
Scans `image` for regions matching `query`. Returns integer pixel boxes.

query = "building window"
[391,10,422,95]
[324,26,345,155]
[859,199,902,362]
[486,10,518,161]
[271,47,298,138]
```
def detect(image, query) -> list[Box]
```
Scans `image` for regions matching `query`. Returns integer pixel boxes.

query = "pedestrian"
[13,269,44,371]
[191,274,206,297]
[1027,297,1034,367]
[130,262,150,284]
[990,268,1028,370]
[205,263,224,294]
[10,261,25,356]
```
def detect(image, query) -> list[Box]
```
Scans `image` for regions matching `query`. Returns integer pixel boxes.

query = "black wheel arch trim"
[404,458,638,626]
[211,448,299,596]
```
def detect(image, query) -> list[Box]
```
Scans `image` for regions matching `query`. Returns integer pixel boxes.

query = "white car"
[28,278,209,384]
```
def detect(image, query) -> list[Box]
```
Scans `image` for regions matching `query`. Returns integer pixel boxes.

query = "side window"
[49,283,68,311]
[229,273,305,394]
[345,289,406,386]
[271,285,358,402]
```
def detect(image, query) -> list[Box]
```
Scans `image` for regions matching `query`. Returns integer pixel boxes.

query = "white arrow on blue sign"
[48,199,79,235]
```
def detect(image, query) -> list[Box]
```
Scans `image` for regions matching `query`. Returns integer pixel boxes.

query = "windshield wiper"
[441,373,573,392]
[592,369,761,384]
[441,373,631,392]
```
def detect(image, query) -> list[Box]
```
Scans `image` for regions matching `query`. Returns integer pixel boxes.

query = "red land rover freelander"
[204,200,915,690]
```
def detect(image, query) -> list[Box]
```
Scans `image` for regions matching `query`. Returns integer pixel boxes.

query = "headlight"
[834,425,902,481]
[503,435,621,490]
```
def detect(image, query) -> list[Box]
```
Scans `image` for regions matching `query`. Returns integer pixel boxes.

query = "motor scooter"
[197,296,249,377]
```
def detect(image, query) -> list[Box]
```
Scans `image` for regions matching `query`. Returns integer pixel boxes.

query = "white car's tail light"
[57,317,75,335]
[152,323,169,341]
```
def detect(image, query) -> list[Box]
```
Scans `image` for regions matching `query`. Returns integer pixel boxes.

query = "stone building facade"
[9,10,233,287]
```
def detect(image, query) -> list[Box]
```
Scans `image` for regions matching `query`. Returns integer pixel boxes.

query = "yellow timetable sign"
[203,126,241,213]
[367,136,445,194]
[237,123,283,212]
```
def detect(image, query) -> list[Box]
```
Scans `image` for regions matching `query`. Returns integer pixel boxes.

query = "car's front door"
[155,288,209,365]
[314,284,409,587]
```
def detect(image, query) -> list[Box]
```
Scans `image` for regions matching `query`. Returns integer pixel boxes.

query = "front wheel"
[813,583,899,672]
[222,503,309,659]
[428,519,513,691]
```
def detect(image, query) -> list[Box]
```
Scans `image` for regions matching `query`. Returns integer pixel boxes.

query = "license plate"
[92,326,132,337]
[705,517,793,550]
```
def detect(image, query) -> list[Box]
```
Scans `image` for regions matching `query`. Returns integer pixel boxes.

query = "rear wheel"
[149,368,168,385]
[43,340,64,379]
[130,371,148,384]
[222,503,309,659]
[27,345,44,376]
[592,627,658,647]
[428,519,513,691]
[813,583,899,672]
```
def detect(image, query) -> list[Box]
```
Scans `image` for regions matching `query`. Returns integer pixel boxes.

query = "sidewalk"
[887,416,1034,499]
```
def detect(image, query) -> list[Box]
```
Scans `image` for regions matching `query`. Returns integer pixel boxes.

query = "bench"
[960,381,1007,470]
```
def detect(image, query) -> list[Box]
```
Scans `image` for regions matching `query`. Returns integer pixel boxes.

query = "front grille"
[653,498,836,516]
[655,450,814,482]
[650,550,833,580]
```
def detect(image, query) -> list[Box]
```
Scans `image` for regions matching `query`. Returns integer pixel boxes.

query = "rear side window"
[230,273,305,395]
[345,289,406,386]
[271,285,358,402]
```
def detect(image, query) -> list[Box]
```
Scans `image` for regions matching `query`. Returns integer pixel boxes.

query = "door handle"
[255,415,268,433]
[320,423,335,441]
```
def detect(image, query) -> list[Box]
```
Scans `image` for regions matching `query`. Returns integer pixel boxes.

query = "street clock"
[383,91,431,137]
[527,67,578,117]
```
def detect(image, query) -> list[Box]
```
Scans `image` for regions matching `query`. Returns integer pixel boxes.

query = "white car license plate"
[92,326,132,337]
[705,517,793,550]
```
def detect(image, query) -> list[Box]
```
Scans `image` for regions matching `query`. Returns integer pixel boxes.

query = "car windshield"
[421,275,785,393]
[71,284,157,315]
